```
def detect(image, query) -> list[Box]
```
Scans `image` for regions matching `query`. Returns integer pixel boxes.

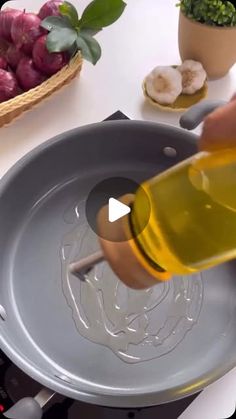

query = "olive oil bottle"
[131,148,236,276]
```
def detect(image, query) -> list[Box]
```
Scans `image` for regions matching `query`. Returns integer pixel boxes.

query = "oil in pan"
[60,200,203,364]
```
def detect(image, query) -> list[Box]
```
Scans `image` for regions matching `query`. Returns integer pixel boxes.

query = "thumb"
[199,100,236,151]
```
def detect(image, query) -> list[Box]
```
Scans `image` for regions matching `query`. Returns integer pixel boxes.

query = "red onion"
[6,44,26,70]
[0,56,7,70]
[0,69,20,103]
[0,8,22,42]
[11,12,43,55]
[16,57,47,91]
[38,1,63,19]
[33,35,69,76]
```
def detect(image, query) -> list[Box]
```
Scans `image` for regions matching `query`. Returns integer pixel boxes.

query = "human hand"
[199,94,236,151]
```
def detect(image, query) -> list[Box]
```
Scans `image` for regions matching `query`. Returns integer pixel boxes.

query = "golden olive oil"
[131,148,236,275]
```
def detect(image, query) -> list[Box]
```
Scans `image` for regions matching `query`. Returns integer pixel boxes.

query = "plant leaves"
[80,27,102,36]
[68,42,78,58]
[59,1,79,27]
[79,0,126,29]
[46,27,78,52]
[76,33,101,64]
[41,15,72,31]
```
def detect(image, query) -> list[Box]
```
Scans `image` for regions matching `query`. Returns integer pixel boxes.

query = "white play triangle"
[108,198,131,223]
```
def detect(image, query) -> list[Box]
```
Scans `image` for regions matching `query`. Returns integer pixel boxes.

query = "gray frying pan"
[1,100,236,419]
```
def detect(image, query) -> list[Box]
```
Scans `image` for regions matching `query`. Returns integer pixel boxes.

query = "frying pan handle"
[3,388,55,419]
[179,100,226,130]
[3,398,43,419]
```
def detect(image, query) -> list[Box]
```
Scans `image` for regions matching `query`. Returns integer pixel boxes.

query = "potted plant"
[177,0,236,79]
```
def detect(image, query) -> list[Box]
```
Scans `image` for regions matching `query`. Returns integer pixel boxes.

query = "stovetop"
[0,347,199,419]
[0,111,200,418]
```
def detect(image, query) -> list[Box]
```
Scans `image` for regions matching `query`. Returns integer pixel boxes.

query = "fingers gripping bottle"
[97,148,236,289]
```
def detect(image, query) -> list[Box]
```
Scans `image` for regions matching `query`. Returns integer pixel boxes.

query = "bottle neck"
[97,194,171,289]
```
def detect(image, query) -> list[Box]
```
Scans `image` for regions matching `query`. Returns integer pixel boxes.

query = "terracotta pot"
[178,11,236,79]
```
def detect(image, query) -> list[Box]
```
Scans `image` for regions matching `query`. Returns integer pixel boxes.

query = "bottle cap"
[97,194,171,289]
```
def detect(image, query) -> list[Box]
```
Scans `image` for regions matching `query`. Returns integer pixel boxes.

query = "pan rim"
[0,120,198,195]
[0,333,236,407]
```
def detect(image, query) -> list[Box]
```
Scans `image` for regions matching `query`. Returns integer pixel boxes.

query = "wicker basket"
[0,49,82,128]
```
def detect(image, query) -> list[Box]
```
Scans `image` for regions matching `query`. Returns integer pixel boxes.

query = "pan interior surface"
[0,121,236,407]
[61,200,204,364]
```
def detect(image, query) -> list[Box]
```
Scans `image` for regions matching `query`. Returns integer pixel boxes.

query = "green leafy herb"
[59,1,79,26]
[177,0,236,26]
[80,27,102,36]
[76,33,101,64]
[68,42,78,58]
[42,0,126,65]
[79,0,126,29]
[46,27,78,52]
[41,15,72,31]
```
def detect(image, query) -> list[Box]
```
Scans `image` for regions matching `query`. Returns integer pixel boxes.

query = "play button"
[108,198,131,223]
[85,176,151,242]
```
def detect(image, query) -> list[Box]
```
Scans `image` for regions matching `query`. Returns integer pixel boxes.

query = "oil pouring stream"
[70,147,236,289]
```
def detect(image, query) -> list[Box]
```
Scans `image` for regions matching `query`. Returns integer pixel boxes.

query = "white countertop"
[1,1,236,418]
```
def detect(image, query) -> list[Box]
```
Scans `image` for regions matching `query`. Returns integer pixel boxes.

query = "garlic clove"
[178,60,207,95]
[145,66,182,105]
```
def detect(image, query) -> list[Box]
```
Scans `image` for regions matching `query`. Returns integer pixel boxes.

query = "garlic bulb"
[178,60,206,95]
[145,66,182,105]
